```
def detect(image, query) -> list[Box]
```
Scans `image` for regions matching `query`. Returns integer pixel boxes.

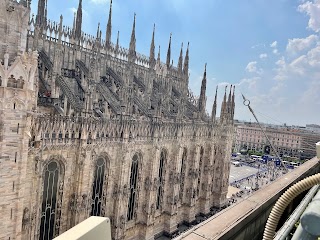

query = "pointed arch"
[127,152,141,221]
[156,148,167,210]
[197,146,204,197]
[90,155,109,216]
[39,158,65,240]
[179,147,187,202]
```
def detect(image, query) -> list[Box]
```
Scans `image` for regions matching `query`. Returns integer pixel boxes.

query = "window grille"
[179,148,187,201]
[39,161,64,240]
[127,154,139,221]
[91,158,106,216]
[197,147,204,196]
[156,150,166,210]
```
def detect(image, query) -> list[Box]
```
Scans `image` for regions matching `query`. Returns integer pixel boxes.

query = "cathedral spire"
[227,84,232,120]
[183,42,189,77]
[149,24,156,69]
[220,85,227,122]
[96,22,100,39]
[177,43,183,74]
[157,45,161,63]
[44,0,48,24]
[105,0,112,47]
[75,0,83,40]
[36,0,46,27]
[231,85,236,119]
[198,63,207,114]
[212,86,218,122]
[129,13,136,61]
[166,33,172,68]
[115,30,120,51]
[72,12,76,34]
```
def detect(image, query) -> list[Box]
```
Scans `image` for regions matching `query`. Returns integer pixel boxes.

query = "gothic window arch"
[91,157,107,216]
[127,153,140,221]
[156,149,167,210]
[197,147,204,197]
[39,160,64,240]
[179,148,187,202]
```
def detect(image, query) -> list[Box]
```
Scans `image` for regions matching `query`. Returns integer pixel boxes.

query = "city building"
[234,122,320,159]
[0,0,235,240]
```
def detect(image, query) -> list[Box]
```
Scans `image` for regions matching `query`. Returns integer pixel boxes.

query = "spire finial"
[96,22,100,38]
[36,0,46,27]
[199,62,207,114]
[75,0,83,39]
[178,42,184,74]
[183,42,190,76]
[166,33,172,67]
[72,12,76,32]
[228,84,232,101]
[212,85,218,122]
[105,0,113,47]
[149,23,156,68]
[157,45,161,62]
[129,13,136,61]
[116,30,119,46]
[115,30,119,52]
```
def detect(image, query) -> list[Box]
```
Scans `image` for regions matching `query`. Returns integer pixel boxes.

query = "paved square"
[229,164,259,183]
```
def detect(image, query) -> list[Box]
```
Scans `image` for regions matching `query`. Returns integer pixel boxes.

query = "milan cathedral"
[0,0,235,239]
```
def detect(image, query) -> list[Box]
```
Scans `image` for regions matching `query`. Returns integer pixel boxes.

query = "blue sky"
[31,0,320,126]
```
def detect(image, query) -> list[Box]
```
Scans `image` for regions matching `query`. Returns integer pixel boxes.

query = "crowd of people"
[228,163,289,205]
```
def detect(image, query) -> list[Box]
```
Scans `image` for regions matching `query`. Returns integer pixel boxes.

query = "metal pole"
[291,189,320,240]
[242,94,288,181]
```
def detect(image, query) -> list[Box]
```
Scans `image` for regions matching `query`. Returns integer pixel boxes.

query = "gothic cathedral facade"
[0,0,235,239]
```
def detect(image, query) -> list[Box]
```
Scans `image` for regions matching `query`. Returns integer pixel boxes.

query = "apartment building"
[234,122,311,158]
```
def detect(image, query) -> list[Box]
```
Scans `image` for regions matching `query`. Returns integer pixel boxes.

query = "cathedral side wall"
[21,131,232,240]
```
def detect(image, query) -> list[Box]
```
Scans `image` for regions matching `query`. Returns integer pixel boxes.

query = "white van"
[232,161,242,167]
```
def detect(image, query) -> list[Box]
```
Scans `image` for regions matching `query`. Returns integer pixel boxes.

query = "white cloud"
[245,61,263,74]
[251,43,266,49]
[298,0,320,32]
[274,56,288,81]
[275,44,320,80]
[289,55,308,75]
[286,34,318,54]
[270,41,278,48]
[69,7,89,17]
[306,45,320,67]
[270,41,279,55]
[70,7,77,13]
[245,61,257,72]
[259,53,268,59]
[238,77,259,89]
[300,80,320,105]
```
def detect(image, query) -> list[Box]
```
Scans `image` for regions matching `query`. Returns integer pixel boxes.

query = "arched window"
[39,160,64,240]
[179,148,187,202]
[91,158,106,216]
[127,154,139,221]
[197,147,204,197]
[156,150,166,210]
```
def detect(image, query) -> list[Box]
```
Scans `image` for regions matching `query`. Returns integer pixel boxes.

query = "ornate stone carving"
[144,177,152,191]
[22,207,30,231]
[119,215,126,229]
